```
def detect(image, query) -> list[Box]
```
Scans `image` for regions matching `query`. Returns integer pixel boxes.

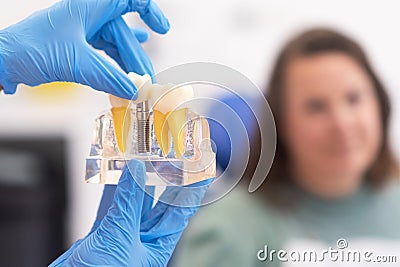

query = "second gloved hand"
[50,160,212,267]
[0,0,170,99]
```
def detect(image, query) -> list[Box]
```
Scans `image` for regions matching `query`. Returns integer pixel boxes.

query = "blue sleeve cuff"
[48,239,85,267]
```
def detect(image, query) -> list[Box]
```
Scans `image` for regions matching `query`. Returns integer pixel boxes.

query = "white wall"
[0,0,399,245]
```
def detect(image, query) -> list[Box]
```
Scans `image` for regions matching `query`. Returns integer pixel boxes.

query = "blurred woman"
[171,29,400,267]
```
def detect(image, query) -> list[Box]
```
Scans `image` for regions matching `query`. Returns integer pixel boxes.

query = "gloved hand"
[0,0,170,99]
[50,160,212,267]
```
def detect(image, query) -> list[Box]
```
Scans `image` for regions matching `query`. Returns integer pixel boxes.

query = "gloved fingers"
[89,20,151,74]
[91,41,126,72]
[141,185,155,222]
[51,161,147,266]
[140,186,182,232]
[97,160,146,241]
[142,178,214,225]
[104,17,154,75]
[0,79,18,95]
[185,177,215,188]
[90,25,149,49]
[69,0,128,41]
[90,185,117,233]
[132,27,150,43]
[134,0,170,34]
[140,179,213,242]
[140,178,213,232]
[81,0,168,40]
[75,44,137,99]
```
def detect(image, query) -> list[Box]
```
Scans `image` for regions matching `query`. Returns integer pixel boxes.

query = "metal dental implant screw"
[136,101,151,154]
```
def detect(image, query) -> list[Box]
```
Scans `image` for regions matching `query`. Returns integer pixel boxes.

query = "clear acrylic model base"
[85,104,216,186]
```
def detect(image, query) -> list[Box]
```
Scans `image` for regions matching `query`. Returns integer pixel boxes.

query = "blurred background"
[0,0,399,265]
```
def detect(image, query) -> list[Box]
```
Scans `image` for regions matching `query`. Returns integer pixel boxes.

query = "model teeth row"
[109,72,194,158]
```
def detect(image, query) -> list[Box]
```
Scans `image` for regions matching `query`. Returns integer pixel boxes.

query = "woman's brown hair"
[245,28,399,207]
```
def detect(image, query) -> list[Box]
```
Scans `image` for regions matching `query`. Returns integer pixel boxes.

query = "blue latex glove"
[50,160,212,267]
[0,0,170,99]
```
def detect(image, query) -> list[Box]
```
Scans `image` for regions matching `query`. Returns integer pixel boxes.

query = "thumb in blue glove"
[0,0,170,99]
[50,160,212,267]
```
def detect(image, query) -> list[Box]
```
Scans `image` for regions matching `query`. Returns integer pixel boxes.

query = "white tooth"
[151,84,194,158]
[109,95,131,153]
[109,94,130,107]
[166,108,188,158]
[127,73,194,110]
[128,72,152,103]
[151,84,194,114]
[127,73,195,158]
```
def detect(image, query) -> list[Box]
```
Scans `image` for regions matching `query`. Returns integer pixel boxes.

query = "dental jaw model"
[85,73,216,186]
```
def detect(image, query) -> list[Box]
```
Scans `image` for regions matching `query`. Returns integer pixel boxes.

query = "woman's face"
[282,53,382,198]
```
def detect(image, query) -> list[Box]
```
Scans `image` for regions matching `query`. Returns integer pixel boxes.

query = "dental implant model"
[85,73,216,186]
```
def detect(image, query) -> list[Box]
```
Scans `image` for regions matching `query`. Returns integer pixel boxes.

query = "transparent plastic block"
[85,107,216,186]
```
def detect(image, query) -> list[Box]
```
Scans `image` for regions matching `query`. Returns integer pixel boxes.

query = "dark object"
[0,138,67,267]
